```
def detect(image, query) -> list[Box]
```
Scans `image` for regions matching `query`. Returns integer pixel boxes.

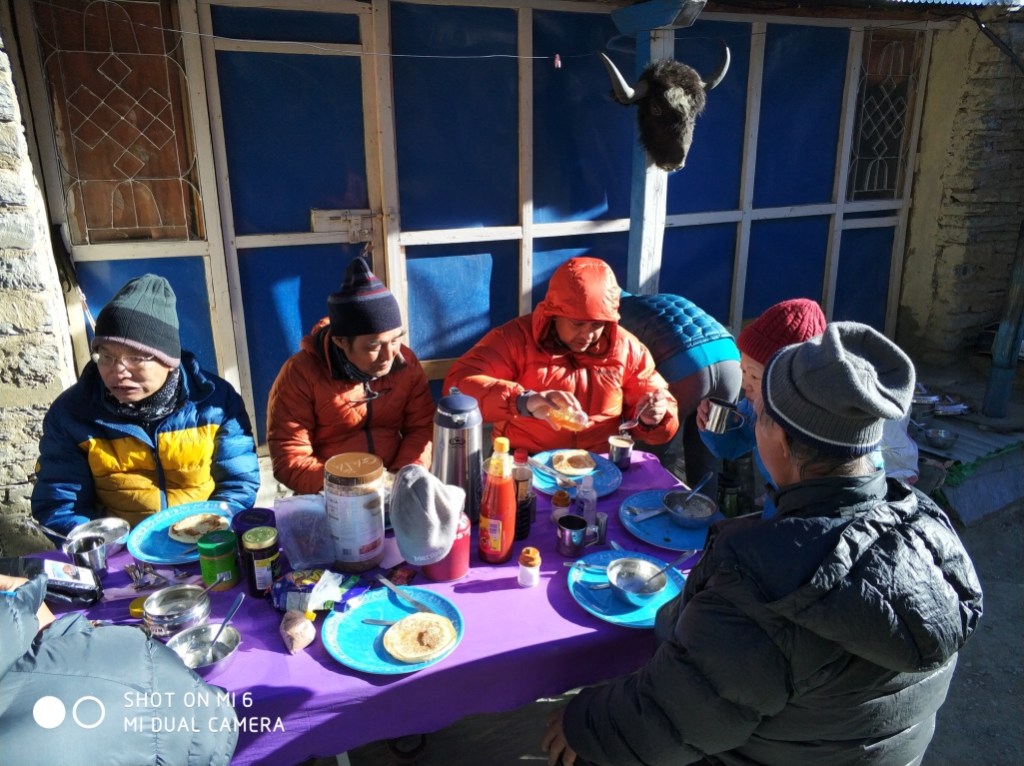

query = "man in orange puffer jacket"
[445,257,678,454]
[267,256,434,494]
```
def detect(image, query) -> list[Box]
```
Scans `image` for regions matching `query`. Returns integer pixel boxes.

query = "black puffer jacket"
[563,471,983,766]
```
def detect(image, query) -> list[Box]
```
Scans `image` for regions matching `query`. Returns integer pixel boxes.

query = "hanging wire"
[29,0,1024,65]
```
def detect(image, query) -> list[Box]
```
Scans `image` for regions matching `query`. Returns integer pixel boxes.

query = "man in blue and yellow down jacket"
[32,274,260,535]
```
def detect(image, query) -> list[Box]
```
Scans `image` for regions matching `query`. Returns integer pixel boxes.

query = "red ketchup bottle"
[478,436,516,564]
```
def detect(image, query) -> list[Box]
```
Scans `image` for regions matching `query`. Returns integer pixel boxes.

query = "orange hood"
[532,257,621,351]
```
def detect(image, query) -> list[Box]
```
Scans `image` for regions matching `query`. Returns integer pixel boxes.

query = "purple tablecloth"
[67,451,699,766]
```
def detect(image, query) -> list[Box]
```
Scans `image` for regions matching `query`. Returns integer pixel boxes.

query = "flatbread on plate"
[551,449,597,476]
[382,612,457,664]
[168,513,229,544]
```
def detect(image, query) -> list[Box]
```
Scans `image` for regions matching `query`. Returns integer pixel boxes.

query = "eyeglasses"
[91,351,157,369]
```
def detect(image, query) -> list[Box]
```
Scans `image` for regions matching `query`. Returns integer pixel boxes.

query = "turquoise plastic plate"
[567,549,686,629]
[126,501,233,565]
[321,587,463,675]
[618,490,724,552]
[531,450,622,498]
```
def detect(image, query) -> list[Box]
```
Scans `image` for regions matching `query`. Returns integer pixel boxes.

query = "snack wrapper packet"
[279,610,316,654]
[271,569,371,613]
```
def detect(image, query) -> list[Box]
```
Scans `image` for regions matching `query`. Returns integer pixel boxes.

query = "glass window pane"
[32,0,203,244]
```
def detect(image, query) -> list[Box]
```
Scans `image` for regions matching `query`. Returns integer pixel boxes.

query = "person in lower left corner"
[0,573,238,765]
[541,322,982,766]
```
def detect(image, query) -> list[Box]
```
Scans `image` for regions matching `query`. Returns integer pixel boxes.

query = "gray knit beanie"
[762,322,915,457]
[390,465,465,566]
[91,274,180,367]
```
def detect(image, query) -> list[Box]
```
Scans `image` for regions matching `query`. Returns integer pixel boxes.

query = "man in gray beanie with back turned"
[544,322,983,766]
[31,274,260,535]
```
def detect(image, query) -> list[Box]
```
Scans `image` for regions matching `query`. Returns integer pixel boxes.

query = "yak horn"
[702,40,731,92]
[600,52,640,104]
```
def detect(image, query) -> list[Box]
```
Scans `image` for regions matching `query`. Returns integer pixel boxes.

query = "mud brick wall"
[900,15,1024,367]
[0,33,73,555]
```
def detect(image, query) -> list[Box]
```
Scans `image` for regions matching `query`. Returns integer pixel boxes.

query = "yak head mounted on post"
[600,41,730,172]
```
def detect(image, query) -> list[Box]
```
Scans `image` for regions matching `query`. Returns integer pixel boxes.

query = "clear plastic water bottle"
[574,474,598,530]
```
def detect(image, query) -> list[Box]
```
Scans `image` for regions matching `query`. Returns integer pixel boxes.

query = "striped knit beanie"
[91,274,180,367]
[328,256,402,337]
[762,322,915,457]
[738,298,826,366]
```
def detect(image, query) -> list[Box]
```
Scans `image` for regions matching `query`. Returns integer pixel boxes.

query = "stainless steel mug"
[608,434,634,471]
[430,387,483,521]
[555,513,606,557]
[705,398,745,435]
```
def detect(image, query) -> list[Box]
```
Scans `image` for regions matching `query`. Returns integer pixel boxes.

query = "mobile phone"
[0,556,102,605]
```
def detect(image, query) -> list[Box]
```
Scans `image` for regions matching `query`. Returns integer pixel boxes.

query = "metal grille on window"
[32,0,203,244]
[848,29,923,201]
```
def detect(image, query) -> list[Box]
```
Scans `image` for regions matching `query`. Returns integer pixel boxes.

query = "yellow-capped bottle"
[478,437,516,564]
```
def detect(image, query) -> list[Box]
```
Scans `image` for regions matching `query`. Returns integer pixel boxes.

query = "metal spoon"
[187,570,231,607]
[638,549,697,591]
[199,591,245,664]
[666,471,715,510]
[23,518,68,542]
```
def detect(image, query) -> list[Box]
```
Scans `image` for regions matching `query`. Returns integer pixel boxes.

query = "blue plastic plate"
[126,501,233,565]
[618,490,724,553]
[566,549,686,629]
[321,587,463,675]
[531,450,622,498]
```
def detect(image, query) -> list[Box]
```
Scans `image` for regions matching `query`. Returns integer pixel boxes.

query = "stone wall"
[0,30,74,555]
[899,13,1024,368]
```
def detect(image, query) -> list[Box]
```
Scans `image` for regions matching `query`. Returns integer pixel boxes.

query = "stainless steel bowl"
[143,584,211,638]
[68,517,130,555]
[165,623,241,675]
[606,557,666,607]
[661,491,717,529]
[925,428,959,450]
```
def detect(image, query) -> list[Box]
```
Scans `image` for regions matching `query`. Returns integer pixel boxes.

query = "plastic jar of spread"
[324,452,386,573]
[242,526,281,597]
[197,529,240,590]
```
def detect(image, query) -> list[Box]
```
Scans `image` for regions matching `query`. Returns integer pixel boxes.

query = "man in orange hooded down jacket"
[445,257,679,454]
[267,256,434,495]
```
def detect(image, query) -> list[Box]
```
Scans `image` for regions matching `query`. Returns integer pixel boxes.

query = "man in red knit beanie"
[696,298,826,518]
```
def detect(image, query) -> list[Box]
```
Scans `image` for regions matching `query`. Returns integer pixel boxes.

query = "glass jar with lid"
[324,452,386,573]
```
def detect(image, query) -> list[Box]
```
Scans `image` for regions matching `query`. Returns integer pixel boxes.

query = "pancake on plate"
[382,612,457,664]
[551,449,597,476]
[167,513,229,544]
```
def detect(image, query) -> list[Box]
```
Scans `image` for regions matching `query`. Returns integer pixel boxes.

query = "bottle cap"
[324,452,384,486]
[513,448,528,463]
[304,610,316,621]
[494,436,510,453]
[242,526,279,550]
[552,489,571,506]
[196,529,237,556]
[581,475,594,489]
[129,596,147,619]
[519,547,541,567]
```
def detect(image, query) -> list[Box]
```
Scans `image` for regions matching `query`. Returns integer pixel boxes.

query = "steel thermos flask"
[431,387,483,522]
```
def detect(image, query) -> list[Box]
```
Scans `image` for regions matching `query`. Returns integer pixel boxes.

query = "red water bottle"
[478,436,516,564]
